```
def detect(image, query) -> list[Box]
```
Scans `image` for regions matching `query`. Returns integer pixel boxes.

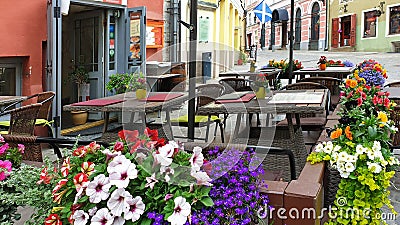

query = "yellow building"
[180,0,244,78]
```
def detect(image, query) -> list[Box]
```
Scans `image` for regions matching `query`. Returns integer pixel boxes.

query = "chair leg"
[204,116,211,142]
[257,113,261,126]
[219,122,225,143]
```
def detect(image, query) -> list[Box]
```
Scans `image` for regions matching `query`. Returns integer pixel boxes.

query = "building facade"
[329,0,400,52]
[246,0,327,51]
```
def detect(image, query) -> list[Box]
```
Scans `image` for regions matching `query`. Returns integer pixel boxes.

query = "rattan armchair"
[171,84,225,142]
[384,81,400,87]
[0,91,55,137]
[0,103,43,161]
[300,77,343,110]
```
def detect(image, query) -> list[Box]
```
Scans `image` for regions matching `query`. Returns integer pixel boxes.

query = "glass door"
[0,63,22,96]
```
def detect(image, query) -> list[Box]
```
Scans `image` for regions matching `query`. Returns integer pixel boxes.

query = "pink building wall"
[0,0,47,96]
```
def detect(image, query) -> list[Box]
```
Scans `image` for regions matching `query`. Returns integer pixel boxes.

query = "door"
[294,8,301,50]
[72,11,104,103]
[309,2,320,50]
[47,0,62,137]
[350,14,357,47]
[0,62,22,96]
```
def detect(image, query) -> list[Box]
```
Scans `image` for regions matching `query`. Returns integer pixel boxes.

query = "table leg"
[286,113,295,139]
[165,108,174,140]
[233,113,242,139]
[139,112,146,133]
[102,112,110,133]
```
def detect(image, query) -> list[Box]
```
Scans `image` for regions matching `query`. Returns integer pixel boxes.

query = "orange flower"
[345,79,358,88]
[330,128,343,139]
[345,126,353,140]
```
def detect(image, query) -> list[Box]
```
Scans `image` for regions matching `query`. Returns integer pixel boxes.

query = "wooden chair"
[0,103,43,161]
[277,82,330,132]
[390,105,400,148]
[171,84,225,142]
[300,77,343,110]
[0,91,55,137]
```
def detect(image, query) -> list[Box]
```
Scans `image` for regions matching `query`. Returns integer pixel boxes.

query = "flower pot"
[136,89,147,100]
[255,87,266,99]
[71,111,88,125]
[319,63,327,70]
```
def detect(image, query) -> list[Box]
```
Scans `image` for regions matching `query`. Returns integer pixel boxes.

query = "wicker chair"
[300,77,343,110]
[183,142,296,181]
[0,91,55,137]
[277,82,330,132]
[390,105,400,147]
[171,84,225,142]
[0,103,43,161]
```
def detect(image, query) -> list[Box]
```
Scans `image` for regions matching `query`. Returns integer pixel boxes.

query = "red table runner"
[71,99,125,106]
[142,93,184,102]
[215,93,256,104]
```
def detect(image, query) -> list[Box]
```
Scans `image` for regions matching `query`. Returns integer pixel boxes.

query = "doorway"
[309,2,320,50]
[294,8,301,50]
[340,16,351,46]
[0,60,22,96]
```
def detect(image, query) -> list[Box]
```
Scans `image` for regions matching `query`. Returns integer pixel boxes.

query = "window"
[389,5,400,35]
[363,10,377,38]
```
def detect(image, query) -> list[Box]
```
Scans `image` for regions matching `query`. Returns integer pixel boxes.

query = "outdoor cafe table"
[0,96,27,112]
[197,89,329,178]
[292,66,355,80]
[63,92,189,134]
[146,73,182,92]
[219,69,282,88]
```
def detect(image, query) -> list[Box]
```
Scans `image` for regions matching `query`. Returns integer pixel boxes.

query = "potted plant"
[68,65,89,125]
[317,56,327,70]
[252,74,269,99]
[106,72,147,99]
[237,50,247,65]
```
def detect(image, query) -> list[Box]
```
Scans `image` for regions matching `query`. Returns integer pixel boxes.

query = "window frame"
[386,3,400,37]
[361,8,379,39]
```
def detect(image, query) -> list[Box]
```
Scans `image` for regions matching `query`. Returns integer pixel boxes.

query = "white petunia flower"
[88,206,98,216]
[107,155,131,174]
[86,174,111,203]
[113,216,125,225]
[160,166,175,182]
[189,147,204,172]
[333,145,341,153]
[91,208,114,225]
[372,141,381,151]
[367,162,382,173]
[109,162,138,188]
[125,196,145,222]
[145,173,158,190]
[72,210,89,225]
[107,188,132,216]
[167,196,191,225]
[315,143,323,152]
[344,162,355,173]
[331,152,339,162]
[154,143,176,167]
[338,152,348,161]
[191,171,212,186]
[341,172,350,178]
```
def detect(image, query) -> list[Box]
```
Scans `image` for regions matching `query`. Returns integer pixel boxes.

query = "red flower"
[73,146,87,158]
[144,127,159,141]
[81,162,95,176]
[74,173,88,191]
[384,97,390,108]
[118,130,140,142]
[45,214,62,225]
[61,157,70,177]
[113,141,124,152]
[203,160,212,175]
[37,167,52,184]
[130,139,145,153]
[52,179,68,195]
[357,98,363,106]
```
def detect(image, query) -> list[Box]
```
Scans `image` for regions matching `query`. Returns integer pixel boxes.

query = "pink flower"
[0,143,9,155]
[357,98,363,106]
[0,160,12,181]
[167,196,191,225]
[90,208,114,225]
[108,162,138,188]
[189,146,204,172]
[17,144,25,153]
[145,173,158,190]
[86,174,111,203]
[0,134,4,143]
[72,210,89,225]
[113,141,124,152]
[164,194,174,201]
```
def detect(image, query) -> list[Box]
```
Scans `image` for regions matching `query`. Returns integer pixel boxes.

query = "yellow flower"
[377,111,388,123]
[51,207,65,213]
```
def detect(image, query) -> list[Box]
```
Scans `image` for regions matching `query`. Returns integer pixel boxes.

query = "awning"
[272,8,289,23]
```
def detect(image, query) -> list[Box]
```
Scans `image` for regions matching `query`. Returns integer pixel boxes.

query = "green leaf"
[200,197,214,207]
[140,218,152,225]
[367,126,377,138]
